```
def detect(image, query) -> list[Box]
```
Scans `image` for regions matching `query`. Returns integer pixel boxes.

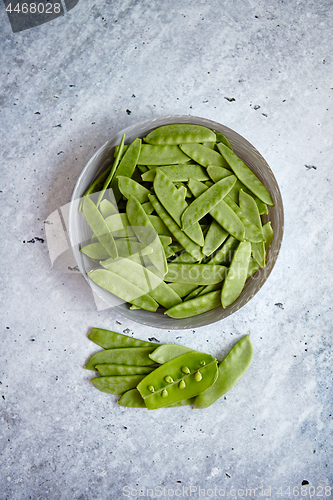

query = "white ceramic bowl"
[69,115,284,329]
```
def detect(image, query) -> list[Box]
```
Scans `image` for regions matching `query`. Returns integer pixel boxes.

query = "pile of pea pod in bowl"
[69,116,284,329]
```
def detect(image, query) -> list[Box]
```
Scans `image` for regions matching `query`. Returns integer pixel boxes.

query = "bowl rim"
[68,114,284,330]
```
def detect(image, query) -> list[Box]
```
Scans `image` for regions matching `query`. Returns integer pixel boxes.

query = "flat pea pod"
[207,165,231,182]
[181,175,236,229]
[148,215,173,237]
[100,198,118,218]
[263,221,274,250]
[214,132,233,150]
[144,124,216,145]
[142,201,154,215]
[167,282,199,298]
[141,164,210,182]
[81,242,110,260]
[149,195,203,262]
[96,364,155,376]
[224,195,264,243]
[193,335,253,408]
[149,344,194,364]
[197,283,222,296]
[118,388,147,408]
[110,138,142,202]
[118,388,194,408]
[217,143,274,206]
[165,290,222,319]
[247,258,260,277]
[153,170,204,247]
[164,263,227,285]
[179,143,229,169]
[202,221,229,257]
[117,176,151,204]
[126,195,168,276]
[85,346,157,370]
[88,269,159,312]
[188,179,245,241]
[91,374,146,395]
[221,240,252,308]
[96,134,125,207]
[82,196,118,259]
[137,351,218,410]
[184,285,206,301]
[209,236,239,265]
[101,257,181,309]
[88,327,157,349]
[138,145,191,165]
[239,190,265,268]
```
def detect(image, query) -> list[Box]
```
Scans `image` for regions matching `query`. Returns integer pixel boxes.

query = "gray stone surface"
[0,0,332,498]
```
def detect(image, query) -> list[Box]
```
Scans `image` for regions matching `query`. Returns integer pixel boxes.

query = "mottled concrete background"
[0,0,332,498]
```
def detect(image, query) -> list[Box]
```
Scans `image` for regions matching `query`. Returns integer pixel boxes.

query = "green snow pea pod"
[217,143,274,206]
[126,195,168,276]
[148,215,173,237]
[197,283,222,296]
[82,196,118,259]
[164,263,227,285]
[96,134,125,207]
[172,251,198,264]
[142,201,154,215]
[239,190,265,268]
[153,170,204,246]
[179,143,229,168]
[141,164,210,182]
[88,327,157,349]
[202,221,229,257]
[144,124,216,145]
[181,175,236,229]
[88,269,159,312]
[163,246,175,259]
[118,389,194,408]
[104,213,136,238]
[207,165,231,182]
[100,198,118,218]
[209,236,239,265]
[138,145,191,165]
[184,285,206,301]
[85,346,157,370]
[224,195,264,243]
[110,138,142,202]
[148,281,182,309]
[207,166,268,214]
[214,132,233,150]
[148,195,203,262]
[117,176,151,204]
[80,242,110,260]
[96,364,155,376]
[262,221,274,250]
[137,351,218,409]
[188,179,245,241]
[221,240,252,308]
[165,290,222,319]
[118,388,147,408]
[194,335,253,408]
[158,235,172,248]
[149,344,194,364]
[167,282,199,298]
[247,258,260,277]
[91,374,146,395]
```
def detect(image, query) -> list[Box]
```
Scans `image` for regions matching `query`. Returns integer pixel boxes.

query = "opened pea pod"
[86,327,253,410]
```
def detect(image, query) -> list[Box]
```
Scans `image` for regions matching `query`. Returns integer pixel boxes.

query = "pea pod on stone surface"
[136,351,218,410]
